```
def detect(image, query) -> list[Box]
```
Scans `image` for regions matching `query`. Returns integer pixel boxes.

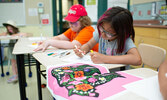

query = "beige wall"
[131,0,162,5]
[25,0,52,25]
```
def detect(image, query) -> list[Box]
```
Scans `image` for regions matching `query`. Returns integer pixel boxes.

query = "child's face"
[100,22,116,41]
[6,25,14,33]
[69,21,81,33]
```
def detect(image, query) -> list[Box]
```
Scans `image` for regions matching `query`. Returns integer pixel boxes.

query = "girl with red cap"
[34,4,98,52]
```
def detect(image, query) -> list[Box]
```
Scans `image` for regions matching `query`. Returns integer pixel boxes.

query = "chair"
[138,43,166,70]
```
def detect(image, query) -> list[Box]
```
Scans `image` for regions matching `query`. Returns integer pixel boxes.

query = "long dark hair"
[97,6,135,54]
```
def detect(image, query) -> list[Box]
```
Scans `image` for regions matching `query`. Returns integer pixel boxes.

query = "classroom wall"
[0,0,53,37]
[0,0,54,59]
[130,0,167,20]
[131,0,162,5]
[25,0,52,25]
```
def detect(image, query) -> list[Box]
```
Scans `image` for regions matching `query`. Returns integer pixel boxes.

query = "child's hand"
[38,41,43,45]
[73,45,85,58]
[34,40,50,52]
[90,52,105,64]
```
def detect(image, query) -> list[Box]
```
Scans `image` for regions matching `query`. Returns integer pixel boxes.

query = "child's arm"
[0,32,7,36]
[90,47,142,66]
[34,34,81,52]
[11,32,29,37]
[158,59,167,100]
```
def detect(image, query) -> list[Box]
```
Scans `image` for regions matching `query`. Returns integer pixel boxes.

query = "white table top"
[0,35,20,40]
[12,37,51,55]
[12,37,35,55]
[33,50,126,69]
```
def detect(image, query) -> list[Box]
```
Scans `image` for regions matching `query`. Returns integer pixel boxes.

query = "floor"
[0,62,53,100]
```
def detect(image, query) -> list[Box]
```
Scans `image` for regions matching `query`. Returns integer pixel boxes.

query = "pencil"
[75,45,84,56]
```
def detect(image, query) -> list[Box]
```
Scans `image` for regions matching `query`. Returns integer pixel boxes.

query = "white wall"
[108,0,128,9]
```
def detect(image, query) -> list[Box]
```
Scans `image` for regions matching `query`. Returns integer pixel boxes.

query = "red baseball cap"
[64,4,87,22]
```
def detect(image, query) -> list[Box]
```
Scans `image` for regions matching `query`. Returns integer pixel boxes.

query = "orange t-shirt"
[63,26,98,51]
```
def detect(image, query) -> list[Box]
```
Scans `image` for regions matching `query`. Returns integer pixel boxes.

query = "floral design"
[75,84,93,91]
[51,64,125,97]
[62,66,70,70]
[74,71,84,78]
[88,77,97,83]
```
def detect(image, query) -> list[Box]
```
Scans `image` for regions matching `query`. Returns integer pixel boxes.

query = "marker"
[90,50,93,53]
[66,52,71,55]
[74,45,84,56]
[48,53,54,56]
[59,51,70,58]
[32,43,37,45]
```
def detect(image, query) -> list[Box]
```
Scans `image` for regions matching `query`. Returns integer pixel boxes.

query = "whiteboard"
[0,2,25,27]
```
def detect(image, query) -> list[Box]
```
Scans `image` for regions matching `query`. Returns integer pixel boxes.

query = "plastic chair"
[138,43,166,70]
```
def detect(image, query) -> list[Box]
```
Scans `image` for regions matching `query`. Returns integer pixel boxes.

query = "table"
[0,36,19,77]
[33,51,126,100]
[114,68,158,100]
[33,52,158,100]
[12,37,49,100]
[33,49,158,100]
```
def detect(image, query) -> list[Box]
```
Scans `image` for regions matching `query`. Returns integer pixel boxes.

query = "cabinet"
[134,26,167,58]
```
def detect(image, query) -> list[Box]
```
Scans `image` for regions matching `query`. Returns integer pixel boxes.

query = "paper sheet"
[62,53,93,64]
[123,75,163,100]
[28,37,46,41]
[47,63,142,100]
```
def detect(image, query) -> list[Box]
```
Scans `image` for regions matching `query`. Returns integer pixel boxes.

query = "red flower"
[75,84,93,91]
[74,71,84,78]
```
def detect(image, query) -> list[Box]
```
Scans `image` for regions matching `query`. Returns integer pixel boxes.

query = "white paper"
[28,37,46,41]
[85,0,98,22]
[123,75,163,100]
[62,53,93,64]
[28,8,38,16]
[40,14,50,19]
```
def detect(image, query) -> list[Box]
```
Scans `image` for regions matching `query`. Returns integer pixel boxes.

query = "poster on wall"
[85,0,97,22]
[0,0,22,3]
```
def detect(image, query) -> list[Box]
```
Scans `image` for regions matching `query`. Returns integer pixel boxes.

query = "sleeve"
[63,28,72,39]
[124,37,136,53]
[93,31,99,43]
[74,26,95,45]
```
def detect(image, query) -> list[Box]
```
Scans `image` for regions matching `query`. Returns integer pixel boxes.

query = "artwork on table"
[0,0,22,3]
[47,63,142,100]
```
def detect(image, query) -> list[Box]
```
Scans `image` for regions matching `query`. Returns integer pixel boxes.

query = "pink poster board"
[47,63,142,100]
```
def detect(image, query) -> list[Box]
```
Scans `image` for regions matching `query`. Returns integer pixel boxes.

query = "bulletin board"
[0,0,22,3]
[0,1,25,27]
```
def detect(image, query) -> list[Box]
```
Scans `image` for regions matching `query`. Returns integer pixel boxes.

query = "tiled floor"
[0,64,53,100]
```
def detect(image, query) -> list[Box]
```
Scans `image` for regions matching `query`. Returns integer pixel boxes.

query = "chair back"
[138,43,166,68]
